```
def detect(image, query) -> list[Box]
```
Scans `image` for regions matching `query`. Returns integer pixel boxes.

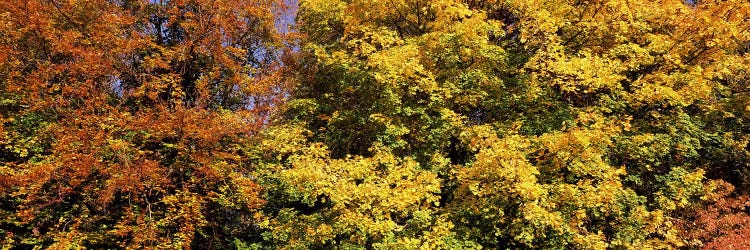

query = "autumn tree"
[0,0,285,248]
[273,0,750,248]
[2,0,749,248]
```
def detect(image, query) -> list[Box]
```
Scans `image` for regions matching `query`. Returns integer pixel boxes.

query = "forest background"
[1,0,750,249]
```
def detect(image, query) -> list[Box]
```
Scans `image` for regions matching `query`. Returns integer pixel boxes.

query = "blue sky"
[275,0,298,35]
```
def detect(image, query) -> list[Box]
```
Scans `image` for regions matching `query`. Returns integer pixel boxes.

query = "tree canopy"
[2,0,750,249]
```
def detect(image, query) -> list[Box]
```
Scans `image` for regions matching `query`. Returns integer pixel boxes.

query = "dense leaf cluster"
[1,0,750,249]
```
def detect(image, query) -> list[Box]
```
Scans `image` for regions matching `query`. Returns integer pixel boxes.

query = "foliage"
[1,0,283,248]
[248,126,478,249]
[281,0,750,248]
[2,0,750,248]
[677,181,750,249]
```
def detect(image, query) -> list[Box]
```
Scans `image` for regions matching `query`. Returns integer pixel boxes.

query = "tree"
[2,0,749,248]
[0,0,284,248]
[280,0,750,248]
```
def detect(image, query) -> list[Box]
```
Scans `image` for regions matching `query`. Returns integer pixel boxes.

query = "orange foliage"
[679,182,750,249]
[1,0,284,247]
